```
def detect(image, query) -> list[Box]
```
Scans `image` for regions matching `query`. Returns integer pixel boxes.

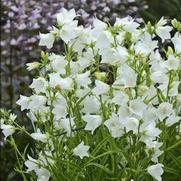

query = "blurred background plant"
[0,0,181,180]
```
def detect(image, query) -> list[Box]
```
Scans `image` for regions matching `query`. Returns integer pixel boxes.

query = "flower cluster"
[1,0,146,110]
[1,8,181,181]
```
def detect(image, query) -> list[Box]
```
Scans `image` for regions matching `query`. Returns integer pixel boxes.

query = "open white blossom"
[39,33,55,49]
[147,163,164,181]
[73,141,90,159]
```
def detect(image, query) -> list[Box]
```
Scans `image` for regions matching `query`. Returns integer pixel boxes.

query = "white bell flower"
[57,8,76,26]
[135,32,157,55]
[39,33,55,49]
[92,80,109,96]
[73,141,90,159]
[147,163,164,181]
[163,55,180,70]
[156,102,173,121]
[16,95,30,111]
[49,54,67,74]
[104,113,124,138]
[150,71,168,84]
[172,32,181,52]
[82,95,100,114]
[83,114,102,134]
[31,129,47,143]
[49,73,73,90]
[24,155,38,172]
[1,124,15,139]
[129,98,147,117]
[156,17,172,42]
[168,81,180,97]
[122,117,139,134]
[165,114,180,127]
[114,64,137,88]
[60,118,75,136]
[75,71,91,88]
[112,91,129,106]
[30,77,48,94]
[35,167,50,181]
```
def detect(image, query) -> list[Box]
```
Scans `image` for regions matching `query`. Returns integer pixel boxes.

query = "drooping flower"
[39,33,55,49]
[147,163,164,181]
[31,129,47,143]
[83,114,102,134]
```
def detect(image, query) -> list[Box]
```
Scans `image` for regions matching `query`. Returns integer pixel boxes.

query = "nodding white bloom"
[163,55,180,70]
[39,33,55,49]
[122,117,139,133]
[140,120,161,144]
[93,18,107,31]
[147,163,164,181]
[75,71,91,88]
[155,17,172,42]
[73,141,90,159]
[59,21,79,43]
[168,81,180,97]
[165,114,181,127]
[28,95,47,111]
[135,32,157,55]
[118,106,131,119]
[35,167,50,181]
[30,77,48,94]
[49,73,73,90]
[57,8,76,26]
[150,71,168,84]
[172,32,181,52]
[114,64,137,88]
[49,54,67,74]
[25,155,38,172]
[92,80,109,96]
[104,114,124,138]
[82,95,100,114]
[112,91,129,106]
[129,98,147,117]
[31,129,47,143]
[16,95,30,111]
[1,124,15,139]
[156,102,173,121]
[147,141,163,163]
[115,16,140,32]
[60,118,75,136]
[83,114,102,134]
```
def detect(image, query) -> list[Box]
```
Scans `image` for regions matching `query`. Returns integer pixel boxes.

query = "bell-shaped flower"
[155,17,172,42]
[172,32,181,52]
[135,32,157,55]
[122,117,139,134]
[49,73,73,90]
[57,8,76,26]
[114,64,137,88]
[156,102,173,121]
[163,55,180,70]
[129,98,147,118]
[35,168,50,181]
[165,114,180,127]
[73,141,90,159]
[39,33,55,49]
[49,54,67,74]
[83,114,102,134]
[140,120,161,144]
[147,163,164,181]
[168,81,180,97]
[60,117,75,136]
[104,113,124,138]
[150,71,168,84]
[112,91,129,106]
[92,80,109,96]
[31,129,47,143]
[24,155,38,172]
[1,124,15,140]
[82,95,100,114]
[30,77,48,94]
[75,71,91,88]
[16,95,30,111]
